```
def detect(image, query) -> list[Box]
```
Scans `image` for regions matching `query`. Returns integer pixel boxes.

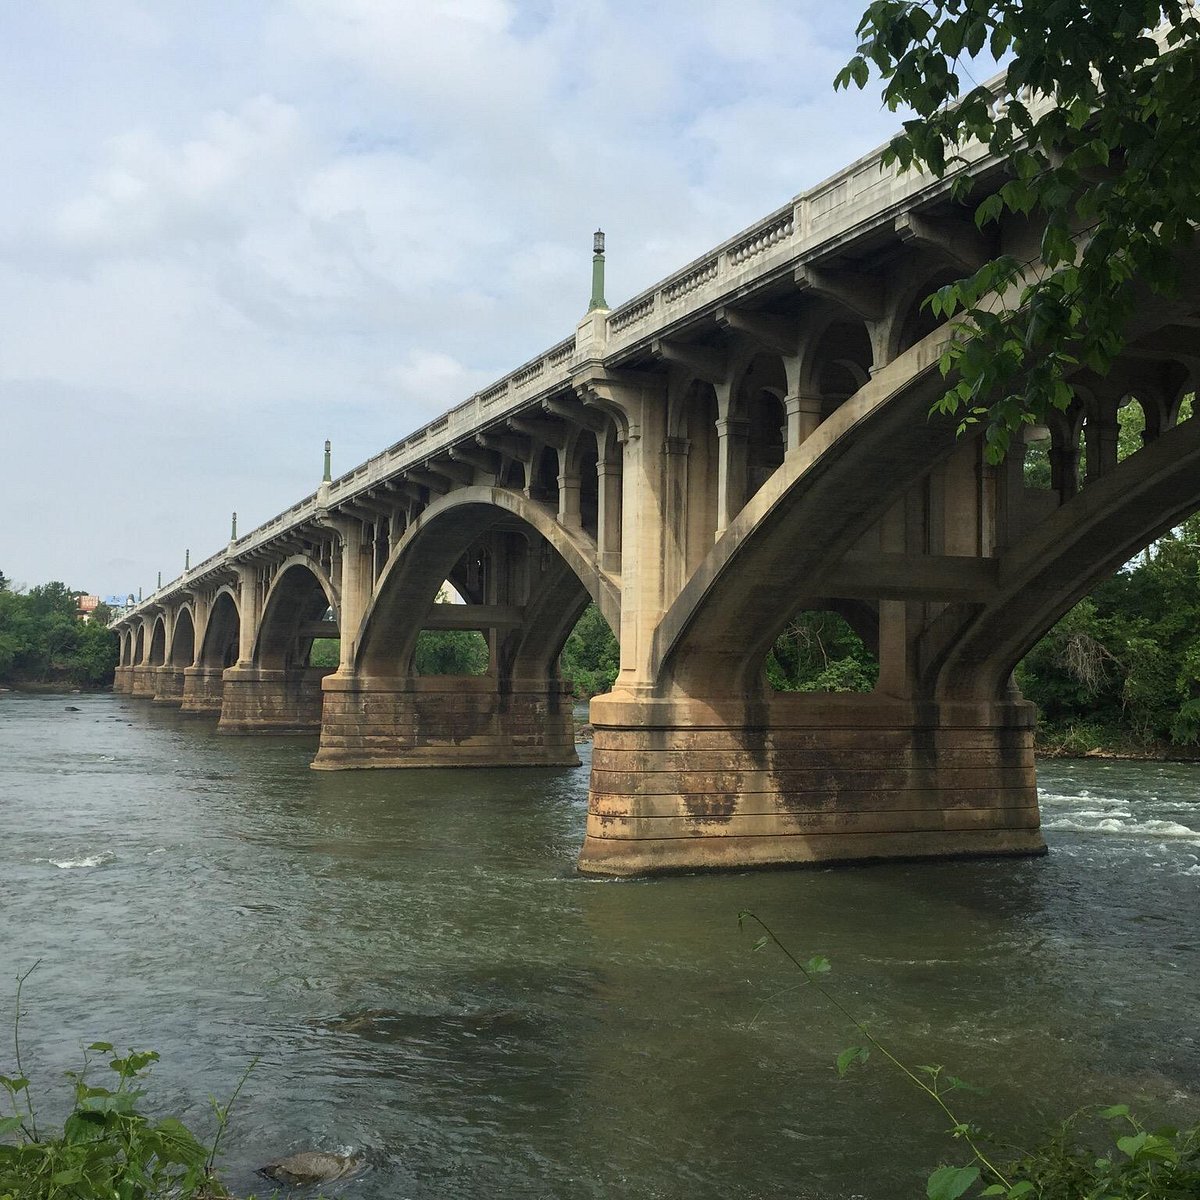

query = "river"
[1,690,1197,1198]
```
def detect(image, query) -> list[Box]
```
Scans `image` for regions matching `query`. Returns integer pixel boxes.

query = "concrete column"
[1049,444,1080,501]
[1084,399,1120,482]
[715,417,750,537]
[328,518,372,671]
[785,392,824,453]
[234,566,259,667]
[596,455,623,574]
[662,436,691,601]
[558,470,582,529]
[614,390,669,691]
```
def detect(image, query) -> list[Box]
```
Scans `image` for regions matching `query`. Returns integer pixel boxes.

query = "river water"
[1,691,1197,1198]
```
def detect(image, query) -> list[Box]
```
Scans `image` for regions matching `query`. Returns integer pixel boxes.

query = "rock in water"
[260,1150,361,1186]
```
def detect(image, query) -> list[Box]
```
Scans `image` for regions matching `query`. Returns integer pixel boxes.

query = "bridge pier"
[112,666,133,694]
[152,667,186,704]
[180,665,226,714]
[311,673,578,769]
[218,665,332,734]
[578,691,1044,876]
[130,666,157,698]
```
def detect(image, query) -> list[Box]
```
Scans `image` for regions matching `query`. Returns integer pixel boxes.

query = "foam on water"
[37,852,115,869]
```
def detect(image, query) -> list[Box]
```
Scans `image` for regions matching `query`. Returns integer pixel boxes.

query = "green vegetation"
[765,611,879,694]
[837,1,1200,461]
[561,606,879,699]
[560,605,620,697]
[1017,399,1200,753]
[307,637,340,668]
[414,629,489,676]
[0,967,251,1200]
[741,913,1200,1200]
[0,578,117,687]
[1018,512,1200,753]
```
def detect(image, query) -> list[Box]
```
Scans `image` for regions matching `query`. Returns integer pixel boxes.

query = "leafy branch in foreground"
[836,2,1200,462]
[0,966,257,1200]
[739,910,1200,1199]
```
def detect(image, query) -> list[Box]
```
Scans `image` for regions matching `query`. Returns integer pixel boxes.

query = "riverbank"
[0,678,107,693]
[1035,723,1200,761]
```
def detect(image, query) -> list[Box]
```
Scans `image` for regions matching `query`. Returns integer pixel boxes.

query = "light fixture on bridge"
[231,511,238,541]
[185,548,190,571]
[589,229,607,312]
[323,439,332,484]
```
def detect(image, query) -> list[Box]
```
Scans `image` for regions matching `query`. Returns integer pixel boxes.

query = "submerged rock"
[260,1150,362,1186]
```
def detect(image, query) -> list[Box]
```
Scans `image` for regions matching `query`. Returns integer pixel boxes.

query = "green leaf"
[975,193,1003,228]
[1099,1104,1130,1119]
[804,955,831,976]
[87,1042,114,1053]
[836,1046,870,1076]
[1116,1132,1148,1159]
[927,1164,980,1200]
[0,1117,22,1138]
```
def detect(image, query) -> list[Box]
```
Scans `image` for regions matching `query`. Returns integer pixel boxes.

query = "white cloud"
[0,1,906,594]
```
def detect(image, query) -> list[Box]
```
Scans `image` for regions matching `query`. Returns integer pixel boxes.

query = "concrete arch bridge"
[113,122,1200,876]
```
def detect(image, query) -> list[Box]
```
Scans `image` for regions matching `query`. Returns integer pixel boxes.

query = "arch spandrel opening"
[198,591,240,670]
[810,320,873,421]
[255,562,339,672]
[414,586,491,678]
[148,617,166,666]
[735,354,787,507]
[765,604,879,696]
[168,608,196,668]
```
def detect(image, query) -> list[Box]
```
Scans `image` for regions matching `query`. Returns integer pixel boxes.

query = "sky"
[0,0,912,599]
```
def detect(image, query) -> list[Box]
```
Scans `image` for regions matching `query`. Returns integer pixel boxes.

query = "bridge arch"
[197,587,240,669]
[253,556,338,670]
[147,615,167,667]
[924,408,1200,703]
[168,605,196,668]
[133,623,145,665]
[355,485,619,680]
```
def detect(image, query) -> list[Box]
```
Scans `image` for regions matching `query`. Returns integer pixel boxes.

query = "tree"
[837,2,1200,460]
[560,604,619,698]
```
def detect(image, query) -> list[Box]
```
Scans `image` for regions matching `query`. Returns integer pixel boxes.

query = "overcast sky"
[1,0,909,599]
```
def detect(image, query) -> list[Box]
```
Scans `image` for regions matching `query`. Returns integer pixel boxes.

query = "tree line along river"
[1,690,1197,1199]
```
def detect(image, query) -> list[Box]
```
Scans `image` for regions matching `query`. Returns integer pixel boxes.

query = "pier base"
[181,666,226,714]
[577,692,1045,876]
[130,666,157,697]
[152,667,186,705]
[218,665,332,734]
[312,673,579,769]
